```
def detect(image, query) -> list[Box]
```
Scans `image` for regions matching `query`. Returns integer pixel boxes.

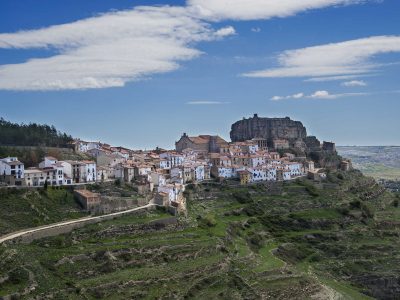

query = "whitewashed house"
[286,162,303,177]
[158,184,185,205]
[39,156,58,168]
[194,164,205,182]
[250,167,267,182]
[0,157,24,186]
[160,152,184,168]
[149,171,167,187]
[211,166,234,179]
[158,158,171,170]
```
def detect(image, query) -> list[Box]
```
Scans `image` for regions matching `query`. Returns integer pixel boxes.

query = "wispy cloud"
[186,101,231,105]
[243,35,400,79]
[341,80,367,87]
[0,0,374,91]
[271,90,369,101]
[188,0,367,21]
[251,27,261,33]
[0,6,235,91]
[304,74,375,82]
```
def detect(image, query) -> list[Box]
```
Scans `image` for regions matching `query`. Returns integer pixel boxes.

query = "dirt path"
[0,203,157,244]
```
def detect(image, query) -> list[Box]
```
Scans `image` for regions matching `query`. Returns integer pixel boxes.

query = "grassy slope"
[0,187,87,235]
[0,171,399,299]
[357,163,400,180]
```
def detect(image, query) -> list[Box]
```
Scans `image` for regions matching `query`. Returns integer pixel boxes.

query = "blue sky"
[0,0,399,149]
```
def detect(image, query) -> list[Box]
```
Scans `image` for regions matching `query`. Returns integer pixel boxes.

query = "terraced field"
[1,170,399,299]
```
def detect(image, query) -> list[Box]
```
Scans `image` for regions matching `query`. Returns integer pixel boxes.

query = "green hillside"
[1,170,399,299]
[0,187,87,236]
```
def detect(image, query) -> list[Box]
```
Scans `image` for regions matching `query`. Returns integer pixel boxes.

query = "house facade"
[0,157,25,186]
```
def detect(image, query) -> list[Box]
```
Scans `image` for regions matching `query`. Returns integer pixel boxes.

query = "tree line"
[0,118,73,147]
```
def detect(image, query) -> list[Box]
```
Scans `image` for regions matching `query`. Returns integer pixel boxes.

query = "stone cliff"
[230,114,307,144]
[230,114,342,169]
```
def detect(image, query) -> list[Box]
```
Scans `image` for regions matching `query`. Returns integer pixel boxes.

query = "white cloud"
[304,74,372,82]
[243,35,400,78]
[188,0,366,21]
[251,27,261,33]
[271,96,285,101]
[214,26,236,37]
[310,90,335,98]
[270,92,304,101]
[0,6,235,91]
[186,101,230,105]
[292,92,304,99]
[0,0,375,91]
[271,90,368,100]
[341,80,367,87]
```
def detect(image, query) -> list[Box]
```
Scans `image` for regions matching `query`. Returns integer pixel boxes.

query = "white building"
[135,165,152,177]
[73,140,101,153]
[149,171,167,187]
[265,167,276,181]
[25,168,48,187]
[250,167,267,182]
[0,157,24,186]
[158,184,185,205]
[39,156,58,169]
[193,164,205,182]
[249,154,265,168]
[170,167,184,184]
[38,157,65,186]
[66,160,97,183]
[246,143,259,154]
[25,166,68,187]
[160,152,184,168]
[97,166,112,181]
[158,158,171,170]
[211,166,234,179]
[286,162,303,177]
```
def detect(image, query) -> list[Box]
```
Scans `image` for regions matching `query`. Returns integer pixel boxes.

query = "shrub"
[114,178,121,186]
[361,203,374,218]
[350,200,361,209]
[232,190,252,204]
[305,185,319,197]
[8,268,29,284]
[247,231,264,249]
[308,253,322,262]
[243,206,259,216]
[198,214,217,228]
[337,207,350,216]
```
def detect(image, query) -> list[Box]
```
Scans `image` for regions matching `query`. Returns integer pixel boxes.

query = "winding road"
[0,203,157,244]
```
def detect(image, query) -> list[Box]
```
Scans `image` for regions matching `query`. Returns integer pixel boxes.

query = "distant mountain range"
[337,146,400,180]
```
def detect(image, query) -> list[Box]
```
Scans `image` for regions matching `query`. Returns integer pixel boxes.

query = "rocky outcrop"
[230,114,343,168]
[230,114,307,145]
[304,136,321,151]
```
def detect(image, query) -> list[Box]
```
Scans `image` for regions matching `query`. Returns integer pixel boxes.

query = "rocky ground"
[1,170,399,299]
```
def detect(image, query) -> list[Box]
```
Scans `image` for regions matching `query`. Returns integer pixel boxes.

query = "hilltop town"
[2,116,400,300]
[0,115,351,215]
